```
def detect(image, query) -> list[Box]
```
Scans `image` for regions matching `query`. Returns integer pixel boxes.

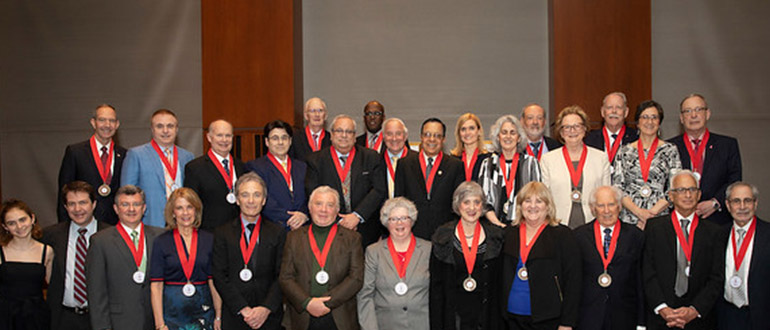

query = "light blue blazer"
[121,142,194,227]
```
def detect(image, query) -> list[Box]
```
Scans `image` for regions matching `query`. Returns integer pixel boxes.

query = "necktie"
[130,230,146,273]
[610,133,618,147]
[732,228,748,306]
[425,157,434,178]
[165,148,173,163]
[736,228,746,248]
[74,228,88,306]
[691,139,701,151]
[675,218,690,297]
[340,155,347,167]
[603,228,612,258]
[388,156,397,197]
[530,142,542,158]
[101,146,112,183]
[222,158,230,176]
[312,133,319,148]
[340,156,351,212]
[369,135,377,149]
[245,223,256,242]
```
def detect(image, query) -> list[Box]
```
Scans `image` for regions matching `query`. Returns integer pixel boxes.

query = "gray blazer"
[86,224,163,330]
[357,236,431,330]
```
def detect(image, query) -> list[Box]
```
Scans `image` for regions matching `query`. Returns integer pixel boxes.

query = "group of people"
[0,91,764,330]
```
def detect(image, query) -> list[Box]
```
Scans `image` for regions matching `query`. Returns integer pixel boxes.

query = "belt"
[63,305,89,315]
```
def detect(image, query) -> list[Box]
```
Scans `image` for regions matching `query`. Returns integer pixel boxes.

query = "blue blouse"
[507,257,531,315]
[150,229,214,285]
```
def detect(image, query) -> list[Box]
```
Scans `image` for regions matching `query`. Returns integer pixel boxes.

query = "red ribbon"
[207,149,234,191]
[731,216,757,272]
[526,142,544,161]
[637,138,660,183]
[89,135,114,184]
[500,153,520,200]
[151,140,178,180]
[239,215,261,266]
[462,149,479,182]
[683,129,710,174]
[308,223,338,269]
[519,222,547,265]
[593,220,620,271]
[562,145,588,189]
[671,212,699,263]
[602,125,626,163]
[173,228,198,283]
[366,131,383,151]
[116,224,145,269]
[384,147,408,180]
[457,221,481,276]
[387,235,416,279]
[306,127,325,152]
[330,146,356,183]
[419,151,443,194]
[267,152,292,190]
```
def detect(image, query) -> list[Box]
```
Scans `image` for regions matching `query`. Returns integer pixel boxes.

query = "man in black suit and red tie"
[716,182,770,330]
[394,117,464,240]
[305,114,387,249]
[520,103,562,161]
[643,170,724,330]
[58,104,126,225]
[584,92,639,167]
[668,93,742,225]
[575,185,645,330]
[355,100,386,154]
[184,119,246,231]
[289,97,332,162]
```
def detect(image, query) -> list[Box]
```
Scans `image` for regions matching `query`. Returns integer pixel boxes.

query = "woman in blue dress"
[151,188,222,330]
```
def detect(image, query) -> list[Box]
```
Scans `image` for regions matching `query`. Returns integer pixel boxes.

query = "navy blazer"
[668,132,741,225]
[246,155,308,230]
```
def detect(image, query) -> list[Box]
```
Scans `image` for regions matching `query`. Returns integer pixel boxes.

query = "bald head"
[207,119,234,157]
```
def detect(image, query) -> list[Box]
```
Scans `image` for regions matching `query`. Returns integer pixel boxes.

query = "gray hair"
[379,197,418,227]
[382,117,408,136]
[304,97,327,112]
[726,181,759,201]
[679,93,708,111]
[309,186,341,210]
[669,169,700,188]
[452,181,485,214]
[234,172,268,196]
[115,185,145,203]
[602,92,628,108]
[589,185,623,207]
[331,114,357,132]
[489,114,525,153]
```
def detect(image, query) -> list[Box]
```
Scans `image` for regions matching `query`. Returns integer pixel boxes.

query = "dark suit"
[246,155,308,230]
[212,218,286,330]
[279,225,364,330]
[305,145,387,248]
[584,126,639,153]
[716,218,770,330]
[574,220,645,330]
[42,220,110,330]
[544,136,563,152]
[501,224,582,327]
[86,224,163,330]
[643,214,724,330]
[668,132,742,225]
[183,154,246,231]
[289,127,331,162]
[58,140,127,225]
[356,133,385,154]
[394,152,464,240]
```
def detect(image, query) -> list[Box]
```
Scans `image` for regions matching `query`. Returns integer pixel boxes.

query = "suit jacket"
[501,224,582,326]
[183,153,246,231]
[289,127,331,162]
[574,220,645,330]
[86,224,163,330]
[356,133,385,154]
[212,217,286,330]
[540,146,611,226]
[643,213,724,330]
[305,145,387,248]
[58,139,127,225]
[246,155,308,230]
[717,218,770,330]
[121,142,194,227]
[357,236,431,330]
[584,125,639,155]
[451,151,491,182]
[42,220,111,330]
[279,225,364,330]
[394,152,464,240]
[668,132,742,225]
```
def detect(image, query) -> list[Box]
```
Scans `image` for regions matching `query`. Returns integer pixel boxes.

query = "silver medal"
[226,192,236,204]
[640,185,651,198]
[729,275,742,288]
[239,268,253,282]
[182,283,196,297]
[463,276,477,292]
[684,265,691,277]
[98,184,111,197]
[394,281,408,296]
[517,267,529,281]
[598,272,612,288]
[315,270,329,284]
[571,190,581,202]
[132,270,145,284]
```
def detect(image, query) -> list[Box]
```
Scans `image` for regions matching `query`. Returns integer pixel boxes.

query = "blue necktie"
[603,228,612,257]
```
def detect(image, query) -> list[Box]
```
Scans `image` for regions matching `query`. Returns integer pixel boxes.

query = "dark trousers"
[505,313,560,330]
[308,314,337,330]
[56,307,92,330]
[716,299,751,330]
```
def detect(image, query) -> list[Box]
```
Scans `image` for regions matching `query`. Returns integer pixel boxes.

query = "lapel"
[268,157,292,194]
[349,146,363,189]
[143,143,166,189]
[109,227,138,270]
[205,155,229,188]
[54,224,70,272]
[701,135,717,177]
[661,217,678,262]
[380,241,399,279]
[677,136,693,171]
[749,220,768,279]
[405,239,426,283]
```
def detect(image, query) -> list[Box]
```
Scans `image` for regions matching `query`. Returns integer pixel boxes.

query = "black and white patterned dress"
[477,152,541,224]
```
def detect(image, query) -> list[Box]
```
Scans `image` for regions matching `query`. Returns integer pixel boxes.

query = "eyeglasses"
[364,111,384,117]
[307,108,324,114]
[421,132,444,139]
[560,124,585,132]
[671,187,699,194]
[728,197,756,205]
[680,107,708,115]
[639,114,660,121]
[387,216,411,223]
[332,129,356,136]
[602,105,625,111]
[268,135,290,142]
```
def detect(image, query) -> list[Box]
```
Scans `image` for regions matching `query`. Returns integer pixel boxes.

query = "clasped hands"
[660,306,698,329]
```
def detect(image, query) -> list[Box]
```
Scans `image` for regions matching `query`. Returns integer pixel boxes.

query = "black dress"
[0,244,51,330]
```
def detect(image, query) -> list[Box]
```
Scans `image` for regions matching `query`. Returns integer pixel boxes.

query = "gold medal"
[598,272,612,288]
[98,184,111,197]
[517,267,529,281]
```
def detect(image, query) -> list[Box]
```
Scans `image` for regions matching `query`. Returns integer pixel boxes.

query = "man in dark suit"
[279,186,364,330]
[584,92,639,166]
[575,185,645,330]
[184,119,246,231]
[212,172,285,330]
[520,103,562,160]
[306,114,387,249]
[382,117,417,199]
[394,117,464,240]
[668,93,742,225]
[42,181,111,330]
[355,100,386,154]
[58,104,126,225]
[643,170,724,330]
[86,185,164,330]
[716,182,770,330]
[289,97,332,162]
